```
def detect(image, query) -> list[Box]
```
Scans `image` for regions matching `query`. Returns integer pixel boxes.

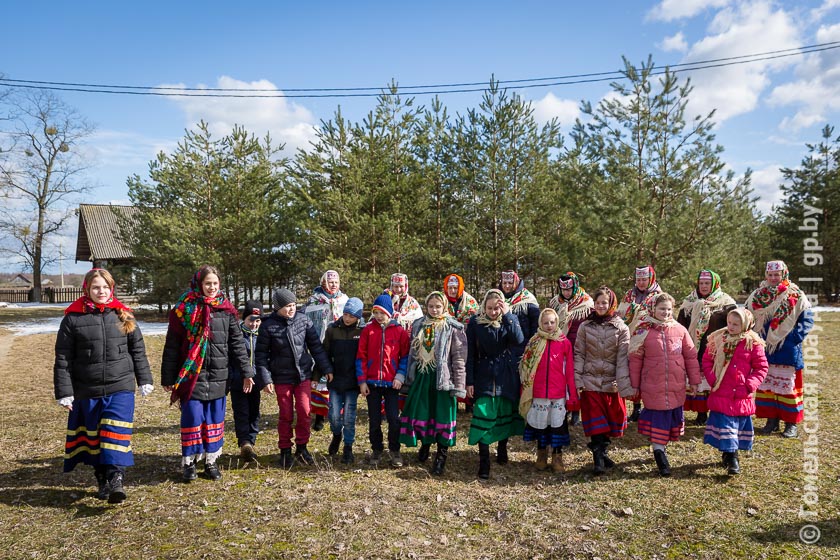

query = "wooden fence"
[0,287,85,304]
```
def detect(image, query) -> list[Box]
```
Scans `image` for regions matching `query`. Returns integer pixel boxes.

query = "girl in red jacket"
[519,308,578,472]
[629,293,701,476]
[702,308,769,475]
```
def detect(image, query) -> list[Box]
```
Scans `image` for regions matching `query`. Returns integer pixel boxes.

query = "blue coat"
[465,313,524,403]
[761,309,814,370]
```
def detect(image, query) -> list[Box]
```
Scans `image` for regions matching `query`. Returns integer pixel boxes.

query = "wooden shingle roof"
[75,204,140,263]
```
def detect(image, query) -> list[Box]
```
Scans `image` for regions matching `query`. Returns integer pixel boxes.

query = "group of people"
[53,260,813,502]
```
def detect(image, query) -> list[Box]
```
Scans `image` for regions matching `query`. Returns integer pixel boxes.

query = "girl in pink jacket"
[702,308,768,475]
[519,308,578,472]
[629,293,701,476]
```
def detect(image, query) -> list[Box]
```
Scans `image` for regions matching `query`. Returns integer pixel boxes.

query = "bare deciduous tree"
[0,90,94,301]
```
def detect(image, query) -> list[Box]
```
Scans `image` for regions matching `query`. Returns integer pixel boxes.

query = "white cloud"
[810,0,840,22]
[160,76,318,152]
[676,1,801,123]
[647,0,731,22]
[85,130,176,169]
[767,23,840,131]
[531,93,580,126]
[749,164,785,215]
[659,32,688,53]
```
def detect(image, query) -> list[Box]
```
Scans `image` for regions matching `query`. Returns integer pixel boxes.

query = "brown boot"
[535,447,549,471]
[551,448,564,473]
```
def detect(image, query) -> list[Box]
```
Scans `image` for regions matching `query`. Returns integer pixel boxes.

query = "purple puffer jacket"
[629,322,701,411]
[702,341,769,417]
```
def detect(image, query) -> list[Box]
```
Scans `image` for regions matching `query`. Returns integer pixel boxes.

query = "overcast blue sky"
[2,0,839,273]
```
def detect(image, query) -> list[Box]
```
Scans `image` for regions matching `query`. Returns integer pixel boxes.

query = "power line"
[1,43,837,99]
[2,41,838,93]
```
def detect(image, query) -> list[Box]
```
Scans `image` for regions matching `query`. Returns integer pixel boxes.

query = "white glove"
[139,384,154,397]
[57,396,74,408]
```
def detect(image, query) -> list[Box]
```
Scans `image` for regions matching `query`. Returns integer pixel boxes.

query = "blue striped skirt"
[704,411,754,452]
[64,391,135,472]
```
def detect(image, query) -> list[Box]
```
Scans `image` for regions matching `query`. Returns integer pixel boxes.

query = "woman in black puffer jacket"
[161,265,255,482]
[54,268,152,504]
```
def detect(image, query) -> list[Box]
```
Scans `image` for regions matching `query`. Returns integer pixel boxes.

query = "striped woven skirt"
[64,391,135,473]
[399,366,457,447]
[468,396,525,446]
[181,397,226,464]
[523,398,570,448]
[310,383,330,417]
[704,411,754,452]
[755,365,804,423]
[580,391,627,438]
[638,406,685,445]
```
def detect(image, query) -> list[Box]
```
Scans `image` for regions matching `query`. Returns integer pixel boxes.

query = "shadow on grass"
[750,517,839,548]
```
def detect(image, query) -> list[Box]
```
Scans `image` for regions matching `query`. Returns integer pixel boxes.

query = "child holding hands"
[702,308,768,475]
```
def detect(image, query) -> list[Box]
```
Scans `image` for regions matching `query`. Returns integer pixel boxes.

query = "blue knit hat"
[343,297,364,319]
[371,293,394,318]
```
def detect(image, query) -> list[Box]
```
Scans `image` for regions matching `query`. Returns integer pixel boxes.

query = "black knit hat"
[272,288,297,309]
[242,299,263,321]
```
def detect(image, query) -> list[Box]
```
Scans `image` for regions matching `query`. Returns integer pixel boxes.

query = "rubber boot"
[535,447,549,471]
[591,443,607,476]
[721,451,730,468]
[496,438,509,465]
[478,443,490,480]
[601,437,615,468]
[727,450,741,475]
[653,449,671,477]
[431,445,448,476]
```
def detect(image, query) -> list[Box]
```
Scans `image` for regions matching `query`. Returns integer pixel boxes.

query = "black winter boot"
[278,448,294,468]
[107,471,126,504]
[478,443,491,480]
[721,451,731,468]
[695,411,708,426]
[431,445,448,476]
[94,466,109,500]
[204,462,222,481]
[496,438,509,465]
[183,462,198,482]
[628,401,641,422]
[295,444,315,465]
[341,444,354,465]
[727,451,741,475]
[312,415,325,432]
[759,417,780,435]
[653,449,671,477]
[589,442,607,476]
[601,436,615,468]
[328,434,342,456]
[417,443,432,463]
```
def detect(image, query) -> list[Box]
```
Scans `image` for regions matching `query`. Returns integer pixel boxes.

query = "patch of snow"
[7,317,168,336]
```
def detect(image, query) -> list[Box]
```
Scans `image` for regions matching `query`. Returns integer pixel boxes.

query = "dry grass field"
[0,308,837,559]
